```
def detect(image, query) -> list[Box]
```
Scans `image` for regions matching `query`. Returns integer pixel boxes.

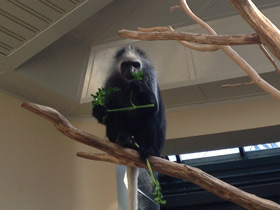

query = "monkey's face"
[120,60,142,80]
[115,46,145,81]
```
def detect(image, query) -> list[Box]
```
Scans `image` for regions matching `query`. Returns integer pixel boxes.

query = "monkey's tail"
[127,166,139,210]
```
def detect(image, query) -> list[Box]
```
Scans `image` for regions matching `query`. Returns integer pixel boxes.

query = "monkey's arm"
[92,88,122,124]
[92,105,107,124]
[130,80,158,112]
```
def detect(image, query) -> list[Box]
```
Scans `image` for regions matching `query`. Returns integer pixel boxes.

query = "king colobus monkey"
[92,46,166,210]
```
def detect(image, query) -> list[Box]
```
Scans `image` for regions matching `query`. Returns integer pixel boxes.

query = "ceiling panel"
[0,0,86,56]
[18,0,63,21]
[0,1,49,31]
[1,1,280,117]
[0,12,36,41]
[0,30,23,53]
[0,42,13,55]
[72,0,280,46]
[45,0,76,12]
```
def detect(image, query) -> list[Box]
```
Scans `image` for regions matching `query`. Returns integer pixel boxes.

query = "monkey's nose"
[121,61,141,72]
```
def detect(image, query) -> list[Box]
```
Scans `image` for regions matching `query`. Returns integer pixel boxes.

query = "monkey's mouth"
[126,74,135,80]
[121,67,140,80]
[122,70,136,80]
[120,61,141,80]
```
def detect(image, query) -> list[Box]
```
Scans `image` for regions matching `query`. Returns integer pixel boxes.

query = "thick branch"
[138,26,219,52]
[229,0,280,60]
[20,101,140,162]
[21,101,280,210]
[77,152,145,168]
[118,30,260,45]
[180,0,216,35]
[258,44,280,75]
[221,45,280,101]
[179,0,280,102]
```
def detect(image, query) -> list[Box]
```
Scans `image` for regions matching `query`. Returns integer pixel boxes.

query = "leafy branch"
[132,70,144,81]
[91,70,153,112]
[91,87,120,108]
[135,143,166,204]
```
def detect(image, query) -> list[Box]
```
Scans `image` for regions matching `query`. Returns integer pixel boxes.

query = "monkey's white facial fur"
[119,60,142,80]
[116,47,143,80]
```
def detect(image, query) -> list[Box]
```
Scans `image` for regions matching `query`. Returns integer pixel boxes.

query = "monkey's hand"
[138,145,157,160]
[92,105,107,124]
[129,80,158,111]
[115,132,138,150]
[129,79,145,92]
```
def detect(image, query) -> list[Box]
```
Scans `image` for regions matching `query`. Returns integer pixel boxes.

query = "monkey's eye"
[120,61,142,80]
[121,61,141,70]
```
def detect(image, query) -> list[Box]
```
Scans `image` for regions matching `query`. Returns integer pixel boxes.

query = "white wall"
[166,96,280,140]
[2,71,280,210]
[0,90,117,210]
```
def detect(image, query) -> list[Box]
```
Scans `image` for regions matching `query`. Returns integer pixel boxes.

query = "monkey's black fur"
[92,46,166,160]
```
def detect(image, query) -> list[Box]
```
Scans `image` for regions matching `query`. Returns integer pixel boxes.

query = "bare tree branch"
[20,101,139,162]
[179,0,216,35]
[20,101,280,210]
[170,5,182,12]
[258,44,280,75]
[77,152,145,168]
[137,26,170,32]
[118,30,260,45]
[222,80,254,88]
[178,0,221,51]
[119,0,280,102]
[229,0,280,60]
[138,26,220,51]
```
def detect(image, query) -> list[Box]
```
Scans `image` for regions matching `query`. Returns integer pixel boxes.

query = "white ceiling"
[1,0,280,117]
[0,0,113,71]
[0,0,86,56]
[72,0,280,46]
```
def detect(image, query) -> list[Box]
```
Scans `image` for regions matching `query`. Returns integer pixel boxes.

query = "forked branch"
[118,30,260,45]
[20,101,280,210]
[118,0,280,102]
[229,0,280,60]
[258,44,280,75]
[115,1,280,208]
[138,26,220,51]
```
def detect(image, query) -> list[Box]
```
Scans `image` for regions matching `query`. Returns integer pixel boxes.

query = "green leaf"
[132,70,144,81]
[91,87,120,108]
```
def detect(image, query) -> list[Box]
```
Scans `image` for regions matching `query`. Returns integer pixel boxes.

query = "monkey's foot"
[116,132,138,150]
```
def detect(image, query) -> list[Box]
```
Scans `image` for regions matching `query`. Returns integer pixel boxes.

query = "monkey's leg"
[116,131,137,150]
[136,122,159,160]
[106,113,123,143]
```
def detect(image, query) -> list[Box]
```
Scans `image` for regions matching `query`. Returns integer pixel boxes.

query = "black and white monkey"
[92,46,166,210]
